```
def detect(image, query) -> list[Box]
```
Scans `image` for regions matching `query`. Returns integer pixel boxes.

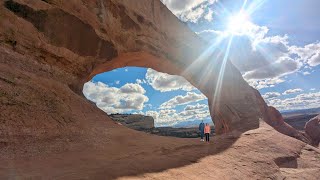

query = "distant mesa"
[109,114,154,130]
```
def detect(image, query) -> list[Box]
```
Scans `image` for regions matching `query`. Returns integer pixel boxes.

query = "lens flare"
[227,12,251,34]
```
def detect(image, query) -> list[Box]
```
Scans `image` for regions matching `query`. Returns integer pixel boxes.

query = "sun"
[227,12,251,34]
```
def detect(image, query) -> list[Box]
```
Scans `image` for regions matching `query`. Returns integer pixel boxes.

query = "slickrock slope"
[1,0,319,179]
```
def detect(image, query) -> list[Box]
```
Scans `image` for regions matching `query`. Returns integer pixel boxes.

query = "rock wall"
[0,0,305,141]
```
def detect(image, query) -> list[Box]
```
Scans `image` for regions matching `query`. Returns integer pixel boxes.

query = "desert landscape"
[0,0,320,179]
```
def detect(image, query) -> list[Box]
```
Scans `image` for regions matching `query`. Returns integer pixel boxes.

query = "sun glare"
[227,12,251,34]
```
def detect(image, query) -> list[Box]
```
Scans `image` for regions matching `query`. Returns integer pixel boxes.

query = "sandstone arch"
[0,0,305,139]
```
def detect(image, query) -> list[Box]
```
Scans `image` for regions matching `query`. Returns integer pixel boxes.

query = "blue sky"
[84,67,212,127]
[83,0,320,127]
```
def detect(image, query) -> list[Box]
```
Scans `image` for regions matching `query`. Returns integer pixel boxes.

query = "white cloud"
[160,0,217,23]
[309,52,320,66]
[282,88,304,95]
[115,80,120,85]
[247,78,285,90]
[160,92,206,109]
[290,42,320,67]
[120,83,146,94]
[83,81,148,113]
[310,88,316,91]
[262,92,281,99]
[146,68,195,92]
[266,91,320,111]
[136,79,147,84]
[184,103,208,111]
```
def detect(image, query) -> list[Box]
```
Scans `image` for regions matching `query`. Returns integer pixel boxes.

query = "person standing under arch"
[204,123,211,142]
[199,121,205,142]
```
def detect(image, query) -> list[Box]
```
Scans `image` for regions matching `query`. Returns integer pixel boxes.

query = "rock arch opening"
[83,66,214,137]
[82,51,263,135]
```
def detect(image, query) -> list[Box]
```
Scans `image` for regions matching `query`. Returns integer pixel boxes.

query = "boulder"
[265,107,310,143]
[305,115,320,147]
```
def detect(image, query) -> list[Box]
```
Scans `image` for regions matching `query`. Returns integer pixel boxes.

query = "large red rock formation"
[305,115,320,147]
[0,0,304,138]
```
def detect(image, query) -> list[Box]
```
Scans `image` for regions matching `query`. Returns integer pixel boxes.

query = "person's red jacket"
[204,125,211,134]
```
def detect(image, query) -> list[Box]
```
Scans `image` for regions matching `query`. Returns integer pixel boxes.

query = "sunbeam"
[212,36,234,107]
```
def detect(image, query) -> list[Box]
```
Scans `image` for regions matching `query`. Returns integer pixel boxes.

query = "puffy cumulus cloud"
[282,88,304,95]
[160,92,206,109]
[290,43,320,67]
[113,94,148,110]
[120,83,146,94]
[309,52,320,67]
[83,81,148,114]
[262,92,281,99]
[160,0,217,23]
[247,78,285,90]
[184,103,208,111]
[266,91,320,111]
[146,68,195,92]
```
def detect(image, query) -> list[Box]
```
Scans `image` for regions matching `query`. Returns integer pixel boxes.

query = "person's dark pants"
[200,132,204,140]
[205,133,210,142]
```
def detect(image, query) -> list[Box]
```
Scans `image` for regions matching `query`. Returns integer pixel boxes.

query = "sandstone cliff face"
[305,115,320,147]
[0,0,304,140]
